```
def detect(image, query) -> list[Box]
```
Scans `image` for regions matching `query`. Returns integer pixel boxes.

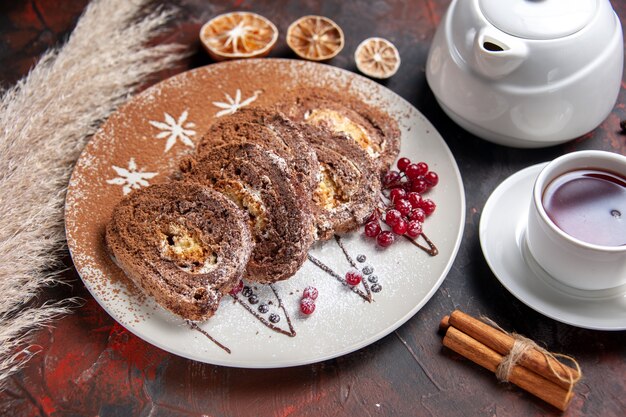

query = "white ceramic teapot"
[426,0,623,148]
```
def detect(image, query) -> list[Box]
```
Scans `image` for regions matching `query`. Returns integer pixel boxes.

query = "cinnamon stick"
[442,311,580,390]
[443,326,574,411]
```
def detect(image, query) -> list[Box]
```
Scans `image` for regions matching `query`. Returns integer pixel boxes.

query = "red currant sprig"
[300,286,318,315]
[365,156,438,248]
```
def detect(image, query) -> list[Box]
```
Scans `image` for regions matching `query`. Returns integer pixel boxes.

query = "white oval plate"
[65,59,466,367]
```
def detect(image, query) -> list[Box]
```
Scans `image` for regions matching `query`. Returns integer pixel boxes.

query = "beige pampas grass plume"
[0,0,187,388]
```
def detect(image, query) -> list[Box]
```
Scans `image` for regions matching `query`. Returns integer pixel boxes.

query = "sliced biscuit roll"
[303,124,381,240]
[105,183,253,321]
[180,142,315,283]
[197,107,319,193]
[281,88,401,173]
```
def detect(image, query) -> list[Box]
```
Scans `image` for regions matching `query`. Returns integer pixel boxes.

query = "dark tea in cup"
[542,169,626,247]
[527,151,626,291]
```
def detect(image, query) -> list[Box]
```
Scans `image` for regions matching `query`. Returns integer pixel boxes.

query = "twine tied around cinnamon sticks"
[479,316,582,391]
[440,310,582,411]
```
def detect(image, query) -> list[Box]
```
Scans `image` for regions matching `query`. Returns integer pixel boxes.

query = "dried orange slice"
[200,12,278,61]
[286,15,344,61]
[355,37,401,79]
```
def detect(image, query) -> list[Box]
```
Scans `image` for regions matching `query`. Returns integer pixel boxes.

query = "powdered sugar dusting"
[106,158,158,195]
[212,89,261,117]
[264,149,289,172]
[148,110,196,153]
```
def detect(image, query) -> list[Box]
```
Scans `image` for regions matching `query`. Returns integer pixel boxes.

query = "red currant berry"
[385,209,402,226]
[409,208,426,223]
[300,298,316,315]
[407,192,422,208]
[404,163,421,180]
[383,170,401,188]
[411,179,428,193]
[229,280,244,296]
[421,199,437,215]
[395,199,412,216]
[364,221,381,238]
[392,218,408,235]
[416,162,429,176]
[345,270,363,286]
[366,209,380,223]
[424,171,439,187]
[303,286,318,300]
[377,231,395,247]
[397,157,411,172]
[406,220,423,238]
[389,188,407,203]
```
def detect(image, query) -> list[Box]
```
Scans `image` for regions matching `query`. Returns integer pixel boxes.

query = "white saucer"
[480,163,626,331]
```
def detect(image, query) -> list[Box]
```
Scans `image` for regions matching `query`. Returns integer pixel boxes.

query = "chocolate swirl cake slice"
[196,107,319,193]
[280,87,401,173]
[302,124,381,240]
[180,142,315,283]
[105,183,253,321]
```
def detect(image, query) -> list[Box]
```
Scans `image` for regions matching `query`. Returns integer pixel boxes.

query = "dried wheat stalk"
[0,0,187,389]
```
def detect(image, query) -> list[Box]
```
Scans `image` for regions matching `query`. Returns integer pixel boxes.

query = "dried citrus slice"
[354,37,401,79]
[200,12,278,61]
[286,15,344,61]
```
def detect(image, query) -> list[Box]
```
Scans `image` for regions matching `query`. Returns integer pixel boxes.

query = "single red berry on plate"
[424,171,439,187]
[377,231,395,247]
[392,218,408,235]
[406,220,423,238]
[421,198,436,215]
[385,209,402,226]
[303,286,318,300]
[407,192,422,208]
[383,170,401,187]
[389,188,406,203]
[409,208,426,223]
[395,199,412,216]
[397,157,411,172]
[364,221,381,238]
[345,270,363,286]
[416,162,429,176]
[404,163,421,180]
[229,280,244,296]
[411,179,428,193]
[300,298,316,315]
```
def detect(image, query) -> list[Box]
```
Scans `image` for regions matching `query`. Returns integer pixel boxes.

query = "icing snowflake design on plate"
[148,110,196,153]
[106,158,158,195]
[213,89,261,117]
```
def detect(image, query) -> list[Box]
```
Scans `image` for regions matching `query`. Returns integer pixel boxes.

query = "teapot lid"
[478,0,598,40]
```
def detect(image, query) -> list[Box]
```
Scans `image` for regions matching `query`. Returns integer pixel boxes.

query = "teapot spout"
[473,27,528,79]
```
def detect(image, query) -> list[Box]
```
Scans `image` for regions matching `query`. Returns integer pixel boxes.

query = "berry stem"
[231,292,296,337]
[403,232,439,256]
[307,254,372,302]
[334,235,373,301]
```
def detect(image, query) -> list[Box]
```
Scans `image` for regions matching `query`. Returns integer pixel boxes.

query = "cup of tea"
[526,150,626,291]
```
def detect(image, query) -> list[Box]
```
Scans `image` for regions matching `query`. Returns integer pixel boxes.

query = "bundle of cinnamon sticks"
[440,310,581,411]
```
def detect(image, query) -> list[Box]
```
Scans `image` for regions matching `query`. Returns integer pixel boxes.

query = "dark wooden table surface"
[0,1,625,416]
